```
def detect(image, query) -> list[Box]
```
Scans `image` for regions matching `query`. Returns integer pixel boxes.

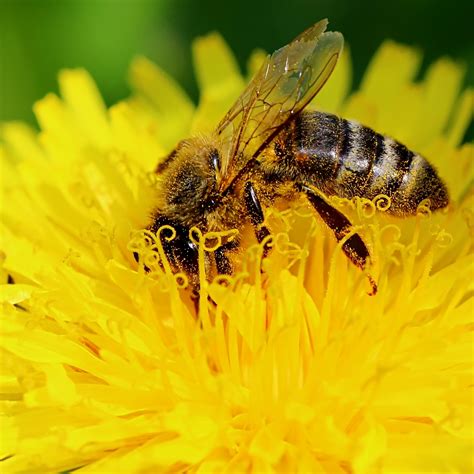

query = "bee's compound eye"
[209,149,221,173]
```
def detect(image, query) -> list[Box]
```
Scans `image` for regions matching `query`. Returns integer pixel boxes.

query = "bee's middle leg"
[244,181,271,257]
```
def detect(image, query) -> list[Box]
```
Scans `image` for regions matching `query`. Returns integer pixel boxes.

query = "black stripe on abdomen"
[366,138,415,198]
[332,121,377,197]
[388,142,415,194]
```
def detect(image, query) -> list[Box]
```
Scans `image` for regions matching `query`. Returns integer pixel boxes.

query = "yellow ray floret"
[0,30,473,473]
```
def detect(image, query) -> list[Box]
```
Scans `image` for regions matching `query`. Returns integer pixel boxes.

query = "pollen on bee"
[295,151,312,164]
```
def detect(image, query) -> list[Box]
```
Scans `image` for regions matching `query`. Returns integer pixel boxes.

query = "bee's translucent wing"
[216,19,343,190]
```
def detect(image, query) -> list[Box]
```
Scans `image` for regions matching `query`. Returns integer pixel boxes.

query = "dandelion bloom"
[1,29,473,473]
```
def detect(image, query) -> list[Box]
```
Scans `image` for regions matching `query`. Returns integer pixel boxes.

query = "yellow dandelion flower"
[1,24,473,473]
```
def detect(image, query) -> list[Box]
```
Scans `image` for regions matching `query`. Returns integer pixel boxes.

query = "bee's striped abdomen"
[295,112,449,215]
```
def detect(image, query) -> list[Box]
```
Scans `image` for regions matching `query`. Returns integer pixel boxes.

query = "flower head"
[1,31,473,472]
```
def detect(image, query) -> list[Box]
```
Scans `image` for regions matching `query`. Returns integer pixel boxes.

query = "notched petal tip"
[361,40,422,98]
[58,68,111,147]
[192,31,244,93]
[129,56,194,118]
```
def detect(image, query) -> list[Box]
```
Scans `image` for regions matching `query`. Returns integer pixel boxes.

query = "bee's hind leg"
[300,184,377,295]
[244,181,272,257]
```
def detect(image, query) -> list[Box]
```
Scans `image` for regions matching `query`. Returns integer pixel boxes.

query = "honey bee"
[143,19,448,293]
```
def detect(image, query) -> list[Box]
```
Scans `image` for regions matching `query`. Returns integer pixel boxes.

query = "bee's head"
[156,137,223,226]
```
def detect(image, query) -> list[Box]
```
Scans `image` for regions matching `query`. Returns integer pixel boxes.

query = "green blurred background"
[1,0,473,126]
